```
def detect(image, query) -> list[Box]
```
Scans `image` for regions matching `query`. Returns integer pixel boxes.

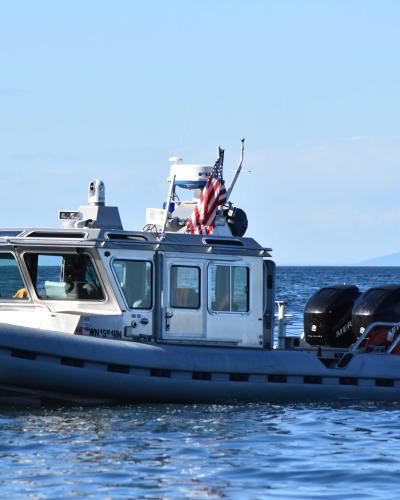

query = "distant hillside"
[358,252,400,266]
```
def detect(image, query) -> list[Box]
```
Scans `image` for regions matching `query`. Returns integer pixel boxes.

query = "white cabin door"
[162,257,205,339]
[107,250,155,340]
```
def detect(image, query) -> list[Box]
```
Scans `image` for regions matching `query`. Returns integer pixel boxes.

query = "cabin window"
[209,265,249,313]
[170,266,200,309]
[112,260,152,309]
[0,253,28,300]
[24,253,104,301]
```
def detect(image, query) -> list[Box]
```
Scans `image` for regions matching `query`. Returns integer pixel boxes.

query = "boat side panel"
[0,324,399,402]
[0,351,399,403]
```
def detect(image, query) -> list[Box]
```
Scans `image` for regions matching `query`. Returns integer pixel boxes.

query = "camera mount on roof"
[59,179,123,230]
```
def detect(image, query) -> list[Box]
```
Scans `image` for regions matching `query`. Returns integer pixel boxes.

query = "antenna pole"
[226,138,245,202]
[160,174,176,237]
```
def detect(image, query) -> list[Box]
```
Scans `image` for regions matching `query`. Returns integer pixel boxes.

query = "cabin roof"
[0,228,272,257]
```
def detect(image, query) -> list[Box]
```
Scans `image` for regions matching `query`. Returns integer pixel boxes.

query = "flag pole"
[226,138,245,203]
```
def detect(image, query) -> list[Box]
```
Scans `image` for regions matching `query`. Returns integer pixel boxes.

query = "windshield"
[24,253,104,301]
[0,253,28,300]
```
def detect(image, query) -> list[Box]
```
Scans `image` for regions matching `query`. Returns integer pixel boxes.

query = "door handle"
[165,310,173,331]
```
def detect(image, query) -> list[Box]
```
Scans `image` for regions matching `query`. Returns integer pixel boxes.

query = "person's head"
[64,257,84,282]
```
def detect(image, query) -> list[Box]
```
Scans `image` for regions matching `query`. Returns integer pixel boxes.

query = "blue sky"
[1,1,400,264]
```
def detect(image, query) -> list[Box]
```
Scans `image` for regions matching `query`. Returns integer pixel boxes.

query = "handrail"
[273,301,293,349]
[350,321,400,352]
[385,324,400,353]
[275,300,287,349]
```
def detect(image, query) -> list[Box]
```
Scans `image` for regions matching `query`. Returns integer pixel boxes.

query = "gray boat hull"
[0,323,399,404]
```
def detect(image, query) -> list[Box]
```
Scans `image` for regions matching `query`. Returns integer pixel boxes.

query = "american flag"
[188,148,227,234]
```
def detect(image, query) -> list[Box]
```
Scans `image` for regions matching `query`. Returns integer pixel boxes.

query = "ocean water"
[2,267,400,499]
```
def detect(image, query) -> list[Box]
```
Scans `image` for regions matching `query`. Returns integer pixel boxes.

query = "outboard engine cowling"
[352,285,400,338]
[304,285,361,347]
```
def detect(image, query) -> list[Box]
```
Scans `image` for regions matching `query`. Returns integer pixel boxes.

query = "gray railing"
[350,321,400,353]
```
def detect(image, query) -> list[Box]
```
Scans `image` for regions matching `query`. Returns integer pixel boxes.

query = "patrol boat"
[1,141,400,405]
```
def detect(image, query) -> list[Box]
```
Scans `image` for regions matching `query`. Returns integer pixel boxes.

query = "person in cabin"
[64,257,97,299]
[13,288,28,299]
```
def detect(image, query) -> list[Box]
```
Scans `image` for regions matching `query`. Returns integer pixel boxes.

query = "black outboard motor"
[304,285,361,347]
[352,285,400,338]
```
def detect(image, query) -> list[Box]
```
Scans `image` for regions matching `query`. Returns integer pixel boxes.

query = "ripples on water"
[2,403,400,499]
[3,267,400,499]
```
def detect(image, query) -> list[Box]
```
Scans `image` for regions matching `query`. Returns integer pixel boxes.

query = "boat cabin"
[0,164,276,349]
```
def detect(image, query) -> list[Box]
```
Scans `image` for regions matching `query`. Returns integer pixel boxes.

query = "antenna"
[226,138,245,202]
[159,174,176,237]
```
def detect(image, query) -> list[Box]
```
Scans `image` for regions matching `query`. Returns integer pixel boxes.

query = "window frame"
[0,251,30,302]
[111,258,153,310]
[22,251,106,302]
[169,264,201,310]
[208,262,250,315]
